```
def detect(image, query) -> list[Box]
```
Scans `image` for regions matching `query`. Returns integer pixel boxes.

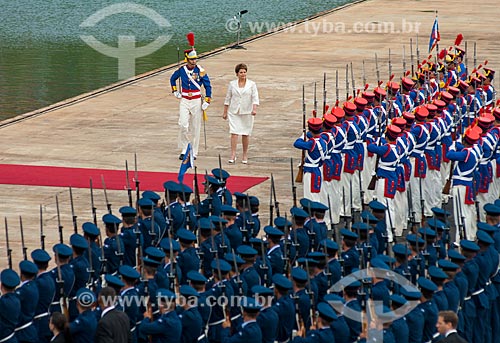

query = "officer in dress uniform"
[68,234,90,320]
[252,285,278,343]
[31,249,56,343]
[82,222,101,283]
[69,288,97,343]
[343,280,362,342]
[439,259,461,313]
[137,198,162,248]
[320,239,342,287]
[177,285,205,343]
[0,269,21,343]
[177,228,200,285]
[102,214,125,274]
[136,257,160,333]
[15,261,39,343]
[211,168,233,206]
[118,265,141,343]
[142,191,167,233]
[119,206,140,268]
[428,266,450,311]
[264,226,284,275]
[249,238,272,288]
[144,246,169,291]
[236,245,260,296]
[50,244,75,315]
[140,289,182,343]
[249,196,261,238]
[170,45,212,159]
[186,271,210,330]
[271,274,295,343]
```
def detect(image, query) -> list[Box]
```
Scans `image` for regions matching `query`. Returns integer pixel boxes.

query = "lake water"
[0,0,354,120]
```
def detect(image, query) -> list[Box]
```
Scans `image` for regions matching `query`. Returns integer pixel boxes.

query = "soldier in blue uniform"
[370,257,391,308]
[102,213,125,274]
[418,227,438,267]
[50,244,75,315]
[252,285,278,343]
[406,234,425,283]
[68,234,90,320]
[177,285,205,343]
[292,302,335,343]
[177,228,200,285]
[69,288,97,343]
[233,192,254,244]
[224,252,245,327]
[343,280,362,342]
[291,267,313,332]
[392,244,411,282]
[320,239,342,287]
[236,245,260,295]
[136,258,160,329]
[211,168,233,206]
[271,274,295,343]
[118,265,141,343]
[400,286,424,343]
[439,259,461,313]
[340,228,359,276]
[15,261,39,343]
[417,277,439,342]
[137,198,162,248]
[264,226,284,275]
[142,190,167,232]
[119,206,141,268]
[211,215,231,257]
[249,196,261,238]
[323,294,350,343]
[197,218,215,278]
[289,207,310,259]
[389,294,409,343]
[140,289,182,343]
[0,269,21,343]
[221,296,262,343]
[31,249,56,343]
[82,222,101,283]
[186,271,210,329]
[221,205,242,249]
[460,240,479,342]
[428,266,450,311]
[199,176,223,217]
[368,200,388,255]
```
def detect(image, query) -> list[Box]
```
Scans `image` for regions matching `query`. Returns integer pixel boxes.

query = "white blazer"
[224,79,260,115]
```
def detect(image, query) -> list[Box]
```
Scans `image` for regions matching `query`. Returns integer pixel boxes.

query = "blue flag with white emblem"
[178,143,194,183]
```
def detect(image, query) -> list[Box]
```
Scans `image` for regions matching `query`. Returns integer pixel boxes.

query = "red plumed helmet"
[186,32,195,47]
[455,33,463,47]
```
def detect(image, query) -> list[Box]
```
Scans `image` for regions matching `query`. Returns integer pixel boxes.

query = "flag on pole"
[428,17,440,53]
[178,143,194,183]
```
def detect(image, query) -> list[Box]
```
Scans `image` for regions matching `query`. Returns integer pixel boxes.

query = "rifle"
[388,48,393,81]
[323,73,327,115]
[473,42,477,72]
[269,175,274,227]
[416,33,420,66]
[403,44,407,76]
[90,178,97,226]
[367,95,383,191]
[350,62,356,98]
[465,41,469,73]
[304,258,316,328]
[55,252,69,320]
[56,195,64,244]
[349,177,354,228]
[20,216,27,260]
[313,82,317,117]
[327,195,336,242]
[101,175,112,215]
[385,200,395,257]
[307,202,316,252]
[231,249,244,296]
[419,176,425,227]
[358,169,364,209]
[296,85,306,183]
[193,167,202,234]
[40,204,45,250]
[455,187,465,240]
[166,223,178,292]
[5,217,12,269]
[375,53,380,85]
[323,240,332,292]
[259,240,269,286]
[282,221,290,277]
[125,160,133,207]
[336,69,339,107]
[345,64,349,100]
[134,152,140,207]
[69,186,78,234]
[410,38,414,76]
[291,158,298,207]
[362,60,367,87]
[442,106,461,195]
[342,187,349,229]
[271,173,280,218]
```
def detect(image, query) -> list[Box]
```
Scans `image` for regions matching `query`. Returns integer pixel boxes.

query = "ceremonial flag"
[178,143,194,183]
[428,18,440,53]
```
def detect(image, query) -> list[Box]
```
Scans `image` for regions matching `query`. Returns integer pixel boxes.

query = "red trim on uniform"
[182,95,202,100]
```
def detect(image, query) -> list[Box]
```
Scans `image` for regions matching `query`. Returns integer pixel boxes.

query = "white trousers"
[452,185,477,242]
[303,172,323,204]
[178,98,202,157]
[363,154,376,204]
[393,189,408,236]
[339,171,354,217]
[374,178,394,243]
[424,169,442,211]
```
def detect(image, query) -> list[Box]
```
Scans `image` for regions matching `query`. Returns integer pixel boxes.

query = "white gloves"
[201,102,210,111]
[173,91,182,99]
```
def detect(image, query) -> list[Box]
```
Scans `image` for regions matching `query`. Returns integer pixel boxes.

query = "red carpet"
[0,164,268,193]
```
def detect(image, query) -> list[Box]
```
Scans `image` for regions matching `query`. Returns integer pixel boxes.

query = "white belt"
[0,333,15,343]
[50,301,60,306]
[34,312,49,320]
[486,280,492,286]
[230,314,241,321]
[464,296,472,301]
[14,321,33,332]
[343,146,354,150]
[379,165,396,172]
[197,334,206,341]
[453,175,473,182]
[130,327,136,333]
[135,320,142,326]
[472,288,484,296]
[304,163,319,168]
[208,318,225,326]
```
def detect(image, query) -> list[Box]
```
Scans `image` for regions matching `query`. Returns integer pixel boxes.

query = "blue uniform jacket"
[257,307,279,343]
[221,321,262,343]
[0,292,21,343]
[69,309,98,343]
[15,280,39,343]
[140,310,182,343]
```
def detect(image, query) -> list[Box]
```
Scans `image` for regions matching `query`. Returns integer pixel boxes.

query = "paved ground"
[1,0,499,268]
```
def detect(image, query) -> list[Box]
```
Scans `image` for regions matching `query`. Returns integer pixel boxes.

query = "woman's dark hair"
[235,63,248,74]
[50,312,67,332]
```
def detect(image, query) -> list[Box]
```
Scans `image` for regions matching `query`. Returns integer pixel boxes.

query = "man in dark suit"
[96,287,132,343]
[436,311,468,343]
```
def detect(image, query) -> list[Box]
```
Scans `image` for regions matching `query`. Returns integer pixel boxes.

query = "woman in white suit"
[222,63,260,164]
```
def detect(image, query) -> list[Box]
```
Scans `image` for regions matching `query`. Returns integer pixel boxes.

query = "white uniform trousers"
[489,160,500,201]
[440,161,452,203]
[327,179,342,225]
[363,154,376,204]
[424,169,442,211]
[178,97,202,157]
[303,171,323,204]
[452,185,477,242]
[393,189,408,237]
[374,178,394,243]
[409,158,426,223]
[339,171,354,217]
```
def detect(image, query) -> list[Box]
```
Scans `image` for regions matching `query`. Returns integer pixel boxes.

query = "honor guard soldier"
[31,249,56,343]
[309,252,329,302]
[292,302,335,343]
[176,228,200,285]
[68,234,90,320]
[69,288,97,343]
[137,198,162,248]
[291,267,313,332]
[289,207,310,259]
[50,243,75,315]
[320,239,342,286]
[136,257,160,326]
[211,215,231,257]
[186,271,210,329]
[118,266,141,343]
[343,280,362,342]
[0,269,21,343]
[406,234,426,284]
[221,296,262,343]
[236,245,260,295]
[212,168,233,206]
[418,277,439,342]
[271,274,295,343]
[253,286,278,343]
[275,216,297,264]
[369,257,391,307]
[439,259,461,313]
[119,207,140,268]
[249,196,261,237]
[82,222,101,283]
[140,289,182,343]
[142,191,167,233]
[199,176,223,217]
[144,247,169,291]
[428,266,450,311]
[178,285,205,343]
[224,252,246,327]
[294,117,327,203]
[340,229,359,276]
[102,214,125,274]
[392,244,411,281]
[264,226,285,275]
[196,218,215,278]
[389,294,410,343]
[249,238,272,287]
[221,205,243,249]
[104,275,125,305]
[323,294,350,343]
[15,261,39,343]
[170,40,212,160]
[400,286,424,343]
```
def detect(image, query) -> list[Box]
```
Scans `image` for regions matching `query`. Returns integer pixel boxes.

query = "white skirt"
[228,112,254,136]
